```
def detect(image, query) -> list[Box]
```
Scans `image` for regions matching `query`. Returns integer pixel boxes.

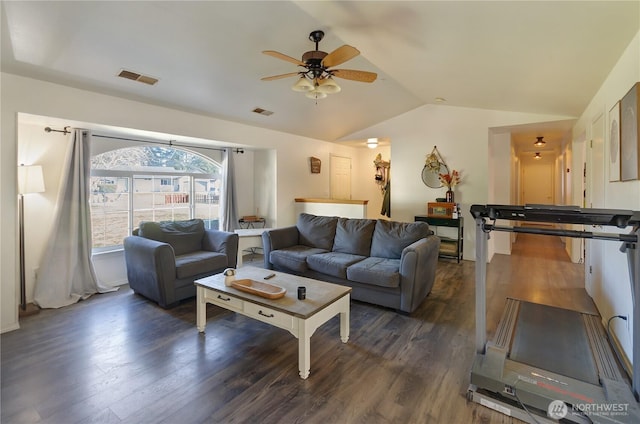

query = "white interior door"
[330,155,351,200]
[586,113,605,297]
[521,160,554,205]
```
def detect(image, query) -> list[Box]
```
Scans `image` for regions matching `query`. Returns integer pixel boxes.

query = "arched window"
[90,146,222,250]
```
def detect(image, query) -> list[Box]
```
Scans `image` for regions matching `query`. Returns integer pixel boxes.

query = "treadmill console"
[470,204,639,229]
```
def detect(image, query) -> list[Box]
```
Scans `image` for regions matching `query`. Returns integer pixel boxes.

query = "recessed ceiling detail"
[117,69,158,86]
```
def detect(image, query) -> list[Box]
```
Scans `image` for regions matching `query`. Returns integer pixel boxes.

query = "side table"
[415,215,463,262]
[238,217,266,229]
[234,228,272,266]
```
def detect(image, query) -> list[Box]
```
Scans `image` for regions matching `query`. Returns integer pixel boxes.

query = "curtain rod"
[43,126,245,154]
[44,126,71,135]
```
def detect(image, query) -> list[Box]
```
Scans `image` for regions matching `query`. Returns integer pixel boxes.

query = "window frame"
[90,149,222,252]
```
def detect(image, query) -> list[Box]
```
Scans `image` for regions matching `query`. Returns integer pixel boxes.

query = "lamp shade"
[18,164,45,194]
[292,77,313,92]
[317,77,341,94]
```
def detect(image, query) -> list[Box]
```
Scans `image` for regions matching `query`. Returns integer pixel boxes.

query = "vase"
[445,189,454,203]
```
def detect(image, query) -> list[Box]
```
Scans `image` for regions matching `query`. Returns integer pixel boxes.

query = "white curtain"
[220,148,239,232]
[34,129,113,308]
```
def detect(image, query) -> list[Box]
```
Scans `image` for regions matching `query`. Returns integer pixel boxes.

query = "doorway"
[521,158,554,205]
[330,155,351,200]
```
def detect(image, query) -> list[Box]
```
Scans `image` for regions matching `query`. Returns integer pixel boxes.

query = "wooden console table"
[294,198,368,219]
[415,215,463,263]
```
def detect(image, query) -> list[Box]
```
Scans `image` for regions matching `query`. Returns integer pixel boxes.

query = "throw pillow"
[297,213,338,250]
[370,220,432,259]
[139,219,205,256]
[332,218,376,256]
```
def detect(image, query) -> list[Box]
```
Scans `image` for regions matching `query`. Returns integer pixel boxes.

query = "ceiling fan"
[261,30,377,99]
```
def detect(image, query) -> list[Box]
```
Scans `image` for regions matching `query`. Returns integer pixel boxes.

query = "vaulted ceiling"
[2,1,639,144]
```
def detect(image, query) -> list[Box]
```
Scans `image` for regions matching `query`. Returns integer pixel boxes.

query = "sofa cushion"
[297,213,338,250]
[270,245,328,272]
[139,219,205,256]
[332,218,376,256]
[370,220,432,259]
[346,257,401,288]
[307,252,366,279]
[175,250,228,279]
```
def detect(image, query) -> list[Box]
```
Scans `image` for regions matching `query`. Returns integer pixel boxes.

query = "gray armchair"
[123,219,238,308]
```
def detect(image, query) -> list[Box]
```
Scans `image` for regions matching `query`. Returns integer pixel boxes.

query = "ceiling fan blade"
[261,72,300,81]
[322,45,360,68]
[332,69,377,83]
[262,50,305,66]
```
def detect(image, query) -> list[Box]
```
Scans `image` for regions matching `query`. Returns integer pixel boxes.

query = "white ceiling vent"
[252,107,274,116]
[117,69,158,86]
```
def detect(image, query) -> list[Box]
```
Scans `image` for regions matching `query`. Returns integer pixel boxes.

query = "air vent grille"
[118,69,158,86]
[253,107,274,116]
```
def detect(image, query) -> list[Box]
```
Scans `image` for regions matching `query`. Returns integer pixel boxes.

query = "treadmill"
[467,204,640,423]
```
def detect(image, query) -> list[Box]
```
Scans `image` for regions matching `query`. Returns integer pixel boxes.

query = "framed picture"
[310,156,321,173]
[620,82,639,181]
[609,101,620,181]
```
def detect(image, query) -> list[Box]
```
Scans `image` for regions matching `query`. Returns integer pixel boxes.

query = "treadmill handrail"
[482,223,638,243]
[470,204,639,228]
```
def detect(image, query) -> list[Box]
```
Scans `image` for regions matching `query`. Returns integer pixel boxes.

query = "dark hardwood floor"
[2,236,587,424]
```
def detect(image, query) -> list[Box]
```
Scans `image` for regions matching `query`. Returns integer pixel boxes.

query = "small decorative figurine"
[223,268,236,286]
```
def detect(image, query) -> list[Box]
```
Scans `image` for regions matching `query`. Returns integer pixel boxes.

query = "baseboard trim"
[607,319,633,379]
[1,322,20,334]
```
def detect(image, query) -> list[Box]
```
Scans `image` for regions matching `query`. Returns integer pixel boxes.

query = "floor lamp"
[18,164,45,316]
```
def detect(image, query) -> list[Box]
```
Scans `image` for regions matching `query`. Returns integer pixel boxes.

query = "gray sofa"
[262,213,440,314]
[123,219,238,308]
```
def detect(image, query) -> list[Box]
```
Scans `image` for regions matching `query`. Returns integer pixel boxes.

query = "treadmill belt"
[510,302,599,385]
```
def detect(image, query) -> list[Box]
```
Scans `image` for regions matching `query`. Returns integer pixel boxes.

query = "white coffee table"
[195,267,351,379]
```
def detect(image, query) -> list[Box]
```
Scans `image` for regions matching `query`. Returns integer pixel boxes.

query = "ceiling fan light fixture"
[317,77,341,94]
[367,138,379,149]
[534,136,546,147]
[262,30,377,99]
[534,152,542,159]
[305,89,327,100]
[292,76,313,92]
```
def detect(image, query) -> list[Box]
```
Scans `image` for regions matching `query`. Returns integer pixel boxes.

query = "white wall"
[488,131,512,256]
[572,31,640,363]
[253,149,276,227]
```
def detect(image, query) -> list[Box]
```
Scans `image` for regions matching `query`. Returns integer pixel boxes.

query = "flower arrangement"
[439,170,461,189]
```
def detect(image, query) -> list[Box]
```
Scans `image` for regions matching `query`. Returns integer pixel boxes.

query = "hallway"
[485,232,595,334]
